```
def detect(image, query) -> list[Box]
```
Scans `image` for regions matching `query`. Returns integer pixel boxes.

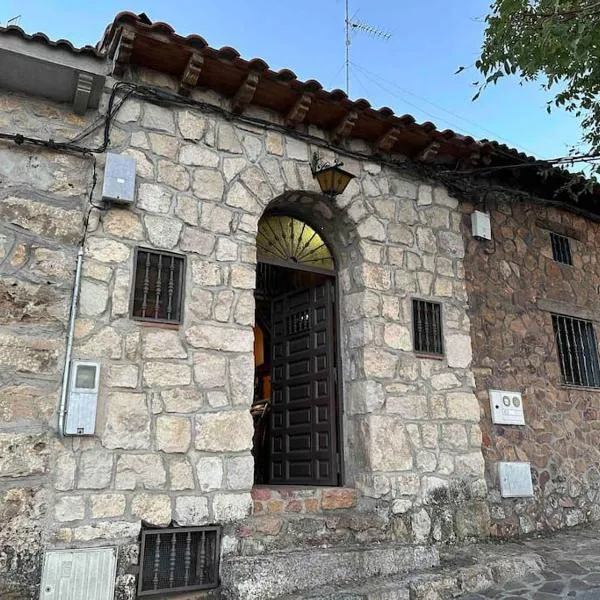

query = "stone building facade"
[1,10,600,600]
[462,194,600,538]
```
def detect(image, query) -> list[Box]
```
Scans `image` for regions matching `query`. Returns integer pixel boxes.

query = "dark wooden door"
[269,280,339,485]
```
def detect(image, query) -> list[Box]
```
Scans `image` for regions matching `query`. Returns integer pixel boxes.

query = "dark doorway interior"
[252,261,340,486]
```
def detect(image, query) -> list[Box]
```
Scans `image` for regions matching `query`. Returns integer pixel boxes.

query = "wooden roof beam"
[179,51,204,96]
[286,92,313,127]
[375,126,405,153]
[332,110,359,144]
[232,71,261,114]
[416,141,441,163]
[111,28,135,77]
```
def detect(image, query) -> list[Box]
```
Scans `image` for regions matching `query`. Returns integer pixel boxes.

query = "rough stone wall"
[0,91,94,597]
[1,69,486,597]
[462,194,600,537]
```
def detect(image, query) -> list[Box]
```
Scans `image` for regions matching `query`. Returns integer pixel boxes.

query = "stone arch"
[253,190,368,485]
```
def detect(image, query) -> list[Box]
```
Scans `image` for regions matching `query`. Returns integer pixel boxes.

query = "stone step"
[276,542,545,600]
[220,543,439,600]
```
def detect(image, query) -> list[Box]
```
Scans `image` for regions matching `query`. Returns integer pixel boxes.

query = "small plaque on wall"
[498,461,534,498]
[489,389,525,425]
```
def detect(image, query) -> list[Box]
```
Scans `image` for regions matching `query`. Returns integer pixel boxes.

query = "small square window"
[139,526,220,596]
[550,232,572,265]
[412,299,443,356]
[552,314,600,388]
[131,248,185,324]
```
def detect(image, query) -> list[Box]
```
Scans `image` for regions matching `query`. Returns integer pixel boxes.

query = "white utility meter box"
[471,210,492,240]
[498,462,534,498]
[64,360,100,435]
[489,389,525,426]
[102,152,136,205]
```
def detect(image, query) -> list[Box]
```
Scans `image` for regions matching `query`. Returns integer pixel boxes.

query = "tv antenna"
[6,15,22,26]
[344,0,391,95]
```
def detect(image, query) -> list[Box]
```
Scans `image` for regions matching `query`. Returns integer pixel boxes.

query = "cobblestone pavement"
[461,525,600,599]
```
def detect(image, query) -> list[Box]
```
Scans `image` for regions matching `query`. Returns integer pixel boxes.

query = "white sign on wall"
[498,462,534,498]
[489,389,525,426]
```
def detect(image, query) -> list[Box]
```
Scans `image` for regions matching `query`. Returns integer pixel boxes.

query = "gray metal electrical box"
[64,360,100,436]
[102,152,136,204]
[40,547,117,600]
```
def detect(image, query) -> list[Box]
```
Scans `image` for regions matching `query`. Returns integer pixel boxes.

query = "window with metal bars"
[412,299,443,356]
[131,248,185,324]
[552,314,600,388]
[138,526,220,596]
[550,232,572,265]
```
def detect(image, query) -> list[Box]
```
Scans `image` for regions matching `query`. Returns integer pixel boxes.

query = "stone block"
[78,450,113,489]
[90,494,126,519]
[161,388,203,413]
[169,457,195,490]
[55,495,85,522]
[111,267,131,317]
[440,424,469,450]
[217,123,243,153]
[411,508,431,543]
[192,168,225,201]
[225,455,254,490]
[144,215,183,249]
[229,354,254,406]
[142,330,187,359]
[363,416,413,472]
[102,392,151,450]
[178,110,206,141]
[363,348,397,379]
[156,415,191,453]
[387,395,428,420]
[71,520,141,542]
[430,373,461,391]
[196,456,224,491]
[0,433,49,478]
[142,104,176,133]
[85,238,130,263]
[106,364,139,389]
[455,452,485,478]
[115,454,166,490]
[195,411,253,452]
[212,492,252,522]
[143,362,192,387]
[103,209,144,240]
[76,327,122,359]
[131,494,171,526]
[0,196,82,243]
[180,226,216,255]
[31,247,73,278]
[138,183,173,213]
[148,133,179,159]
[321,489,357,510]
[175,195,199,225]
[383,323,412,351]
[193,351,227,388]
[225,181,259,213]
[187,324,254,353]
[79,279,108,316]
[445,334,473,369]
[174,496,209,526]
[346,380,385,415]
[158,160,190,191]
[55,453,76,491]
[446,392,481,422]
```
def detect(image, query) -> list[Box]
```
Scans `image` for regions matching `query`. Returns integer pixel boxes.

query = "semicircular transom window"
[257,215,334,272]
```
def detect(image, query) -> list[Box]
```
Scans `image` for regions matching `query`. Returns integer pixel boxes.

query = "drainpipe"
[58,245,85,437]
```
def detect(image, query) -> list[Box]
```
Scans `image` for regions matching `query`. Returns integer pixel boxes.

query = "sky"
[1,0,584,161]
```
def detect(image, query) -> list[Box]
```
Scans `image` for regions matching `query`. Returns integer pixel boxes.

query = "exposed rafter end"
[332,110,359,144]
[416,141,441,163]
[179,51,204,96]
[375,126,405,153]
[286,92,313,127]
[232,71,261,114]
[73,73,94,115]
[111,28,135,77]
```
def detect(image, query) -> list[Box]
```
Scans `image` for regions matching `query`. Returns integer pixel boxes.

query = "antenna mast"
[344,1,391,96]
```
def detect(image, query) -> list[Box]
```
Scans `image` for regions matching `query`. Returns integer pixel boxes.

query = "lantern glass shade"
[314,165,355,196]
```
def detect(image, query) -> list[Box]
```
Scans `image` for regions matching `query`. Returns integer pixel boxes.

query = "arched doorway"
[252,211,342,486]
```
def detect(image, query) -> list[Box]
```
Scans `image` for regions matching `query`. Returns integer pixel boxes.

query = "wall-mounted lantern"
[311,152,356,197]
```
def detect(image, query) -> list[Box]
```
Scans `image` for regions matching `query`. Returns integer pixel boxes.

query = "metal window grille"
[412,299,443,356]
[550,232,572,265]
[138,526,220,596]
[131,248,185,324]
[552,314,600,388]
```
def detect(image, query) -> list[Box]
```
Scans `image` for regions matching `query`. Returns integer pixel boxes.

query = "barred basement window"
[131,248,185,324]
[552,314,600,388]
[550,232,572,265]
[138,526,220,596]
[412,299,443,356]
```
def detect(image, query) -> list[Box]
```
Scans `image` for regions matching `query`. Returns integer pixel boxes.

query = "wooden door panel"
[269,280,338,485]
